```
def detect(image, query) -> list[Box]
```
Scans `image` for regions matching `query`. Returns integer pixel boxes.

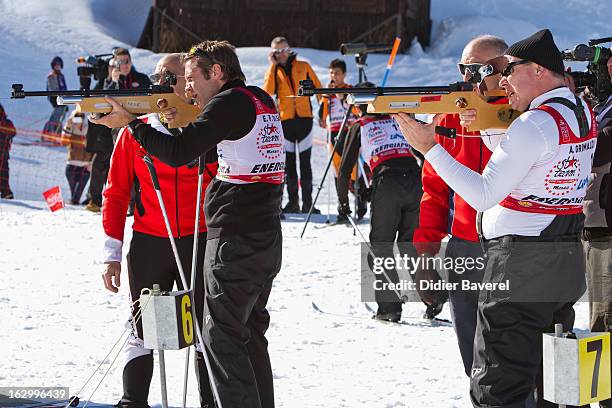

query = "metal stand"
[555,323,566,408]
[142,155,224,408]
[158,351,169,408]
[182,155,206,408]
[355,54,369,83]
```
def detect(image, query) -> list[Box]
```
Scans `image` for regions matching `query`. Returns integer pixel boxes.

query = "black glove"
[337,202,352,216]
[358,186,371,203]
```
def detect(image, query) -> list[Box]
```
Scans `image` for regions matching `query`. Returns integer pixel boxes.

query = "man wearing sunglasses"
[101,53,217,408]
[92,40,283,408]
[396,29,596,407]
[413,35,508,379]
[263,36,322,214]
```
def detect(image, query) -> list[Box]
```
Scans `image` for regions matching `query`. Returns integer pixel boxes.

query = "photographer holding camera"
[395,29,596,407]
[263,36,322,214]
[582,53,612,408]
[85,48,151,213]
[103,48,151,91]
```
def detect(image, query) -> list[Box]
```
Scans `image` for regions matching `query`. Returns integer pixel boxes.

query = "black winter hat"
[505,29,564,75]
[51,56,63,69]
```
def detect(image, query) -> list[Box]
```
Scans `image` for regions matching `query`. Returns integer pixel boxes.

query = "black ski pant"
[65,164,90,205]
[89,149,112,206]
[446,237,487,376]
[122,231,210,408]
[470,236,587,408]
[202,230,282,408]
[282,118,313,207]
[369,169,422,313]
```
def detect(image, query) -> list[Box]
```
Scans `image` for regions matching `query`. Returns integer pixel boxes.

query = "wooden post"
[152,0,160,53]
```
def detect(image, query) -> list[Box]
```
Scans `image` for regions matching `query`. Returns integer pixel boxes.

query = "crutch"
[142,154,224,408]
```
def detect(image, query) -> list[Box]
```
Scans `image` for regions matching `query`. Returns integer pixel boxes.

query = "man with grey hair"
[412,34,508,377]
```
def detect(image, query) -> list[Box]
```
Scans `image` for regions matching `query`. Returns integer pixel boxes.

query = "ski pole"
[301,105,354,238]
[357,155,370,189]
[345,213,407,303]
[181,154,206,408]
[142,154,224,408]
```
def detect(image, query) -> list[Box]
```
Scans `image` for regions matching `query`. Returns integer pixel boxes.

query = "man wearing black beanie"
[395,29,597,407]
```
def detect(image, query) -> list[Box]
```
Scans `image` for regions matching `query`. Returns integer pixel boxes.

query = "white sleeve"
[424,114,548,212]
[103,235,123,263]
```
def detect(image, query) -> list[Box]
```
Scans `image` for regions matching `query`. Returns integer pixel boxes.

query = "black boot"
[284,174,300,214]
[282,201,300,214]
[118,354,153,408]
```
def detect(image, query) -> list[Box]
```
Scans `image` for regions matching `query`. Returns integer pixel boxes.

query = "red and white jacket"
[102,114,217,263]
[413,113,493,255]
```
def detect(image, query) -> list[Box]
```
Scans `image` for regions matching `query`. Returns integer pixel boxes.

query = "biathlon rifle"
[10,83,200,128]
[298,79,520,132]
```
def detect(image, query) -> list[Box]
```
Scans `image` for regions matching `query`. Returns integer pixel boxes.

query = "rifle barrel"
[11,84,173,99]
[297,82,474,97]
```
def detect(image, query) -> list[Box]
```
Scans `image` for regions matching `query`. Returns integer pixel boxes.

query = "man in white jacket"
[395,29,596,407]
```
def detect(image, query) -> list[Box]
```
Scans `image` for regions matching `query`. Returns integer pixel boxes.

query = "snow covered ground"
[0,0,610,407]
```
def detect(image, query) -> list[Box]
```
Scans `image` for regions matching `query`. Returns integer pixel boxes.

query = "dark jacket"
[103,67,152,90]
[132,80,283,239]
[85,79,114,153]
[0,105,16,155]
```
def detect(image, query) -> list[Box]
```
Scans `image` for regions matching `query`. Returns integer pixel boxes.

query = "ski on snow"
[311,301,453,328]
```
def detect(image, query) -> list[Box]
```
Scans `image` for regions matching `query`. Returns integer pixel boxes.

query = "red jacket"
[102,115,217,244]
[413,113,492,255]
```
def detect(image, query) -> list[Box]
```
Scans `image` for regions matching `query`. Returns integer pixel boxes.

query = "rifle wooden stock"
[11,84,200,129]
[298,80,520,131]
[353,90,519,131]
[59,94,200,129]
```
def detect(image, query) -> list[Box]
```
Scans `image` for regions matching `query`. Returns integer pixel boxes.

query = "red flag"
[42,186,65,212]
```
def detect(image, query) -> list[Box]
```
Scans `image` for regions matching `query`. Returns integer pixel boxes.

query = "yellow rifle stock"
[299,80,520,132]
[11,84,200,129]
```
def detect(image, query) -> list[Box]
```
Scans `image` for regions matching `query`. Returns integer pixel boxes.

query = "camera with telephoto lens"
[561,37,612,105]
[75,48,119,90]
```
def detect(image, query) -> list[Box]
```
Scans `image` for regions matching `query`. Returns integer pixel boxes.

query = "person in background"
[86,49,152,213]
[318,59,366,222]
[0,103,16,199]
[42,56,68,145]
[336,82,422,322]
[85,58,115,212]
[581,55,612,408]
[61,110,92,205]
[263,36,322,214]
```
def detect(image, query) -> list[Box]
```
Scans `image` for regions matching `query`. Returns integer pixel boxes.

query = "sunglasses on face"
[149,71,184,86]
[273,47,291,55]
[457,63,484,77]
[485,56,531,78]
[501,60,531,77]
